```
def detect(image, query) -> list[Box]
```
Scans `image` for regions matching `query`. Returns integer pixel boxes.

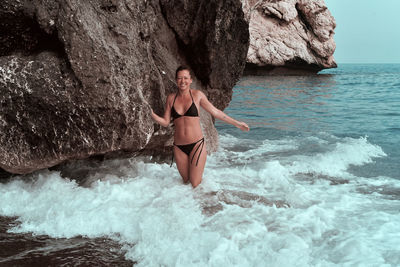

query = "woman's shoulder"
[167,92,176,98]
[166,92,177,101]
[165,93,176,106]
[191,89,206,99]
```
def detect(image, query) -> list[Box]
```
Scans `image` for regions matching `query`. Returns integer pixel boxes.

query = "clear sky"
[324,0,400,63]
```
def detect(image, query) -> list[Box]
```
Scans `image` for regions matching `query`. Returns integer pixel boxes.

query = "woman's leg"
[174,146,190,184]
[189,143,207,188]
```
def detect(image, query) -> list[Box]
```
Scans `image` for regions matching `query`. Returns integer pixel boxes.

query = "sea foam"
[1,134,398,266]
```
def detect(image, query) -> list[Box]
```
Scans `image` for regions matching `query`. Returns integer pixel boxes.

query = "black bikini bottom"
[172,137,205,166]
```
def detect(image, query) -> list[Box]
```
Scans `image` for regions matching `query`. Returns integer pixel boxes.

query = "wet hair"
[175,65,191,79]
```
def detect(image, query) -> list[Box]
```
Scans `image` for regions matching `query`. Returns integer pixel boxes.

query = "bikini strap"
[189,89,194,102]
[191,138,205,166]
[173,90,194,107]
[172,92,178,106]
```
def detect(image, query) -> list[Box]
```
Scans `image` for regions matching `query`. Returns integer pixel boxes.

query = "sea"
[1,64,399,266]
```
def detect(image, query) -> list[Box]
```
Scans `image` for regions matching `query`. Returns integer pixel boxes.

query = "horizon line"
[334,62,400,65]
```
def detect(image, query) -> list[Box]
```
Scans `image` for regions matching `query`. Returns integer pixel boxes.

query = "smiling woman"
[150,66,250,188]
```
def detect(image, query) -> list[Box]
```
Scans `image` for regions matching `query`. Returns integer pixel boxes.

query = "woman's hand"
[237,121,250,132]
[148,94,173,127]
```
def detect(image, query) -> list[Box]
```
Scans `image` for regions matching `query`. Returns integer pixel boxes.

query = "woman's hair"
[175,65,191,79]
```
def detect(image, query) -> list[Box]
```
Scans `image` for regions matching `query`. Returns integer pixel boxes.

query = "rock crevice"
[0,0,249,174]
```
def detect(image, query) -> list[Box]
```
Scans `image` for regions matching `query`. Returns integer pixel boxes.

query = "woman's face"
[176,70,192,90]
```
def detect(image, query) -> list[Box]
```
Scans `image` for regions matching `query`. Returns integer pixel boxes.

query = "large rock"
[0,0,249,174]
[242,0,336,74]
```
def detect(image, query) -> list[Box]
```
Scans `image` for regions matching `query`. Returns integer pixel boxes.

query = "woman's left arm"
[199,91,250,132]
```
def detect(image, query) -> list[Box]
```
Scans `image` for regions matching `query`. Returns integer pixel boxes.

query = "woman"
[150,66,249,188]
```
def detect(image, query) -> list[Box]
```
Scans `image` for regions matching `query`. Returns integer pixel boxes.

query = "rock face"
[242,0,336,74]
[0,0,249,174]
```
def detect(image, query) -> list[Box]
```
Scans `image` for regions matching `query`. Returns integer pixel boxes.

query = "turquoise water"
[218,64,400,180]
[1,64,399,266]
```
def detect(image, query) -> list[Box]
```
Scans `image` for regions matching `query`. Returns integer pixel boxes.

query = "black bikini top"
[171,90,199,120]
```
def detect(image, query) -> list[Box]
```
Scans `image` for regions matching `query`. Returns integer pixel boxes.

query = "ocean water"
[1,64,399,266]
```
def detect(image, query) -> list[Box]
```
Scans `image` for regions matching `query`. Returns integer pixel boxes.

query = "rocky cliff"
[242,0,336,74]
[0,0,249,174]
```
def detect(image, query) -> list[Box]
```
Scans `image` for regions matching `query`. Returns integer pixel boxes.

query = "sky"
[324,0,400,63]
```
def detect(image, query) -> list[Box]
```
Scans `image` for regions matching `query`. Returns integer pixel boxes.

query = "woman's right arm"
[150,94,173,127]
